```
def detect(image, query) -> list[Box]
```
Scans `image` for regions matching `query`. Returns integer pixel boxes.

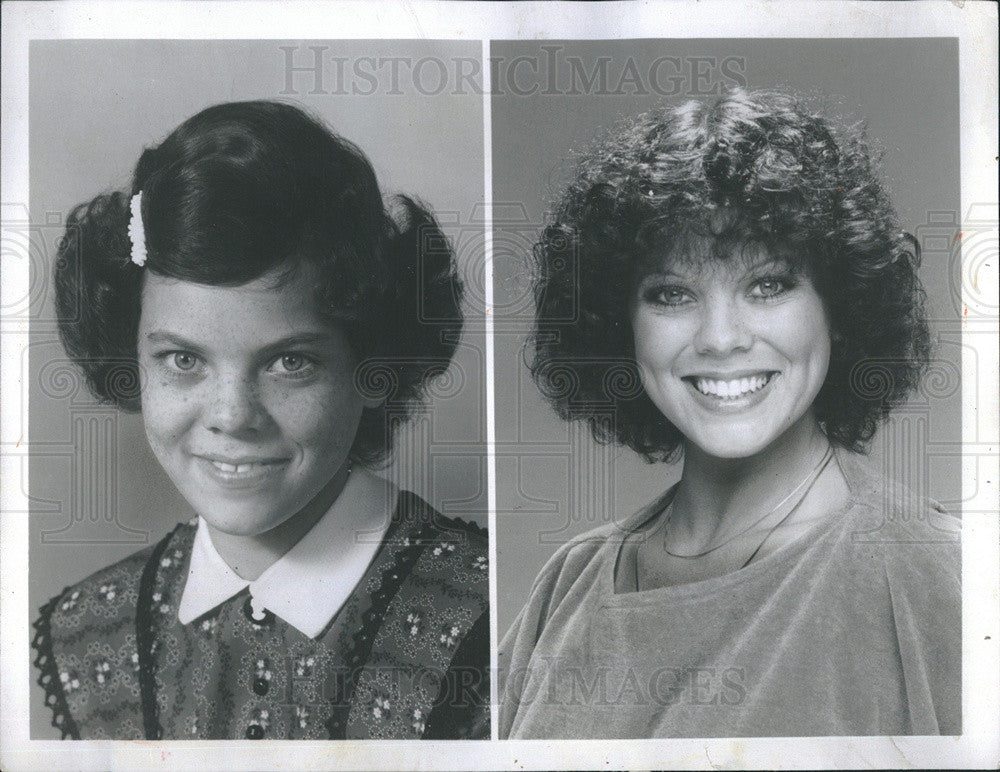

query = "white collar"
[177,469,396,639]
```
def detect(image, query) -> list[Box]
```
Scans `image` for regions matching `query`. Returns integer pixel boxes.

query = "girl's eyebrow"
[256,332,337,355]
[143,331,336,352]
[144,331,203,349]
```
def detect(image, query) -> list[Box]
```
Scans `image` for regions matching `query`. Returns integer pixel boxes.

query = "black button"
[253,677,269,696]
[242,597,274,626]
[245,724,264,739]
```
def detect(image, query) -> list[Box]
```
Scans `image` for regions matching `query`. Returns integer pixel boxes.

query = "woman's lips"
[682,371,779,412]
[689,372,775,398]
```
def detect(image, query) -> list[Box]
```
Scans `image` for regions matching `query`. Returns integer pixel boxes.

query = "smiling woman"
[499,89,960,738]
[33,101,489,741]
[631,241,832,462]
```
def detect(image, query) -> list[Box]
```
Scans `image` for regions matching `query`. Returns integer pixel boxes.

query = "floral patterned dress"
[33,492,489,740]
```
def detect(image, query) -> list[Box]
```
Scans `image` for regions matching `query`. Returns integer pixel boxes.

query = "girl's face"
[631,243,831,460]
[137,266,379,538]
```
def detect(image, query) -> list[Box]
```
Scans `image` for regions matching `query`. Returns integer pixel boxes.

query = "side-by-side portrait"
[8,28,985,762]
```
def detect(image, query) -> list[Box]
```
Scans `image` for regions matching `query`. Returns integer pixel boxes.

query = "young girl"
[33,100,489,740]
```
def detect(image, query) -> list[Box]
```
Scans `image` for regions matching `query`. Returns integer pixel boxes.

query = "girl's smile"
[631,242,831,460]
[193,455,290,488]
[136,266,381,541]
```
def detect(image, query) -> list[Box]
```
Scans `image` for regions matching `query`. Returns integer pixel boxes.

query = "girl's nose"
[693,296,753,356]
[205,375,267,436]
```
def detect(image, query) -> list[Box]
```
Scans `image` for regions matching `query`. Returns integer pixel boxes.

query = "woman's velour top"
[499,448,961,738]
[33,476,490,740]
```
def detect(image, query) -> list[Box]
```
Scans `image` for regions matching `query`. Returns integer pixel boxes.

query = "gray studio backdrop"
[27,39,485,736]
[492,38,962,636]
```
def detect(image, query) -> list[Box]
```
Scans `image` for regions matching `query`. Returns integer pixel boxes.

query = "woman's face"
[631,243,831,460]
[136,266,380,538]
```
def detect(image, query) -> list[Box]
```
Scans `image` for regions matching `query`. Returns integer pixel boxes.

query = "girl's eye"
[167,352,200,372]
[268,354,316,377]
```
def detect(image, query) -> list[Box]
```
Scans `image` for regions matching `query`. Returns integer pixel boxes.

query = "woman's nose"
[204,375,267,436]
[693,296,753,356]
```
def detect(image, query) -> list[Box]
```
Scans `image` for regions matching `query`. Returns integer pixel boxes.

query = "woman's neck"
[206,462,352,581]
[669,415,833,552]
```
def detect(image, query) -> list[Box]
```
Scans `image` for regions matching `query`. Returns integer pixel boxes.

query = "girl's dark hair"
[54,100,462,465]
[530,88,930,461]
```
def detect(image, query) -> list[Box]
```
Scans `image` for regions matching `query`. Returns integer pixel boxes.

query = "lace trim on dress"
[326,491,437,738]
[32,590,81,739]
[433,509,487,539]
[136,524,186,740]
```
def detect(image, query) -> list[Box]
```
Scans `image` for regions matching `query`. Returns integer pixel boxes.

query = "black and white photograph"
[1,2,997,771]
[19,38,489,742]
[493,37,964,738]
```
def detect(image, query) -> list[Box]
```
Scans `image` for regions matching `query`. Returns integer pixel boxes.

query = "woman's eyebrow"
[745,258,794,272]
[638,268,690,282]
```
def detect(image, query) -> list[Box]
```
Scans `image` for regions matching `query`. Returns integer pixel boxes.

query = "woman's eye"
[750,277,792,298]
[268,354,316,376]
[645,286,692,307]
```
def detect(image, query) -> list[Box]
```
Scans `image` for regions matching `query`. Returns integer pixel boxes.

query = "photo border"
[2,2,996,770]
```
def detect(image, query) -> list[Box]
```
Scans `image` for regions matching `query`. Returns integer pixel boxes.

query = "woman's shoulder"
[539,488,673,581]
[838,448,960,529]
[515,494,669,619]
[835,449,960,583]
[831,452,961,734]
[541,521,626,580]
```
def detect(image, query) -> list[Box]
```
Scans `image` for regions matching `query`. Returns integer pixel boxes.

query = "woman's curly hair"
[530,88,930,461]
[54,100,462,466]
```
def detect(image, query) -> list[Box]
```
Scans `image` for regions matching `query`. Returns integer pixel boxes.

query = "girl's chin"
[197,510,295,539]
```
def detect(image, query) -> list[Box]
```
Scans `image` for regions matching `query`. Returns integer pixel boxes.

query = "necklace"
[661,445,834,561]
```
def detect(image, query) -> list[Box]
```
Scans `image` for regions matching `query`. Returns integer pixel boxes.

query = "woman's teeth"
[693,373,772,399]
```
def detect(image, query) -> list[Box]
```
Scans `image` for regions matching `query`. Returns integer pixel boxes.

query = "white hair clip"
[128,191,147,267]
